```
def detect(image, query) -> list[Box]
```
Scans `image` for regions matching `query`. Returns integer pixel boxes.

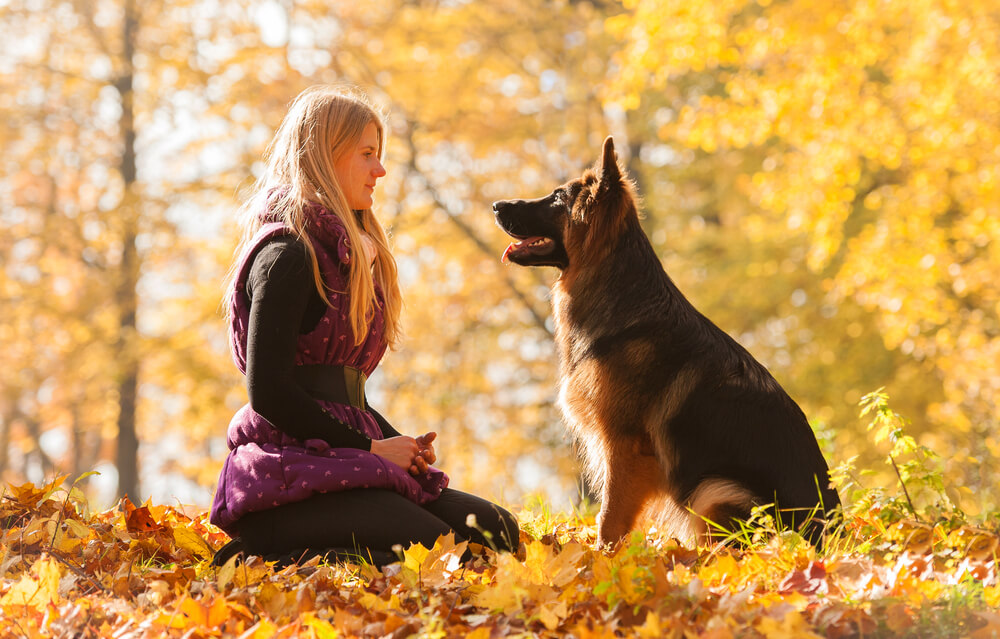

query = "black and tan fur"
[493,137,840,547]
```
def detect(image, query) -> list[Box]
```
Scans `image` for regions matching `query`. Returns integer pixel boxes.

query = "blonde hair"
[228,85,402,348]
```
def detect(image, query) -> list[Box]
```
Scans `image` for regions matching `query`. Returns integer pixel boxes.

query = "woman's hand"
[370,432,438,476]
[409,432,437,476]
[369,436,421,472]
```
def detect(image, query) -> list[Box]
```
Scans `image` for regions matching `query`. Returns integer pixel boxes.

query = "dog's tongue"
[502,237,543,263]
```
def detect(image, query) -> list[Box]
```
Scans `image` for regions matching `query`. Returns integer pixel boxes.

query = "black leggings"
[236,487,519,563]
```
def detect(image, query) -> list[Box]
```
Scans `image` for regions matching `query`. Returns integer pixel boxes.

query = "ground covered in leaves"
[2,476,999,638]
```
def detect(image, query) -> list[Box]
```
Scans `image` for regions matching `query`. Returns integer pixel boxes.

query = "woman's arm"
[245,237,374,450]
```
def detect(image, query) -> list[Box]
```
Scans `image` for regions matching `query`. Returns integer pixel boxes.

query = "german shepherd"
[493,137,840,547]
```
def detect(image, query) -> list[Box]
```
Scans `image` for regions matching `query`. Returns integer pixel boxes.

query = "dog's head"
[493,136,634,271]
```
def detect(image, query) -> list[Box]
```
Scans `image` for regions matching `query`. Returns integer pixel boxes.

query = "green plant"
[859,387,955,519]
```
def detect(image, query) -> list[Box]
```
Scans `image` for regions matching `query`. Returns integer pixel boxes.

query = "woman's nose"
[373,160,387,178]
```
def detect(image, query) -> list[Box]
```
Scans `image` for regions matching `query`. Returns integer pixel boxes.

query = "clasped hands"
[369,432,437,476]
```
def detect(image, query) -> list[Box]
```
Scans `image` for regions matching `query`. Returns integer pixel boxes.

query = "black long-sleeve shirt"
[244,235,400,450]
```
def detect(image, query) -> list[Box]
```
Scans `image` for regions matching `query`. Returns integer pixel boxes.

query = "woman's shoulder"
[248,235,312,289]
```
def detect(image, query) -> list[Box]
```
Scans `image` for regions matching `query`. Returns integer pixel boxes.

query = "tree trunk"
[0,408,10,476]
[114,0,141,502]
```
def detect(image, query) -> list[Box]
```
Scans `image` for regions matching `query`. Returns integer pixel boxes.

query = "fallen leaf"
[778,561,827,595]
[0,556,62,609]
[173,525,214,560]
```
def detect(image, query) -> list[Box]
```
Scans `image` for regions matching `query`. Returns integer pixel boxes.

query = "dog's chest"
[552,286,630,437]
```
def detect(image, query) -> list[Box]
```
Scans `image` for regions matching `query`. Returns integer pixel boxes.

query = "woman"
[209,85,519,566]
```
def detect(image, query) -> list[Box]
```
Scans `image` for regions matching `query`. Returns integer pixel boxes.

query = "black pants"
[234,487,519,565]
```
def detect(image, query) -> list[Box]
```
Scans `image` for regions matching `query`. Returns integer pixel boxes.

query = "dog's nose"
[492,201,502,212]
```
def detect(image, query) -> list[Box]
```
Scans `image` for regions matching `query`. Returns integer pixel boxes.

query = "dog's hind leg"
[687,479,757,546]
[596,443,663,549]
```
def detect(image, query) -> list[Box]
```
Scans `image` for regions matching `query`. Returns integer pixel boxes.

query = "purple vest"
[210,217,448,535]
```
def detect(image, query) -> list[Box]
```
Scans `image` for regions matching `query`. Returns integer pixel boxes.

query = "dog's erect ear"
[600,136,621,185]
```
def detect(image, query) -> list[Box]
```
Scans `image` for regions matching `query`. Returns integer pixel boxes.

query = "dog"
[493,137,840,547]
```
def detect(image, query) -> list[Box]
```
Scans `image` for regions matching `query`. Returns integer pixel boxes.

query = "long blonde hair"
[228,85,402,348]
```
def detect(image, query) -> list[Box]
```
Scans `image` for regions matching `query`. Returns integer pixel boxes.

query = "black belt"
[293,365,367,410]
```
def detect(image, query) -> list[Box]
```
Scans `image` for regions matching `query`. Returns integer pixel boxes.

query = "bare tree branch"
[399,123,553,336]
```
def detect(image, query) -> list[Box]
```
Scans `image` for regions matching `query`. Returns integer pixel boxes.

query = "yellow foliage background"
[1,0,997,512]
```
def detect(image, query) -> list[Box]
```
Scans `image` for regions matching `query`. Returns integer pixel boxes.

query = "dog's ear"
[600,136,621,185]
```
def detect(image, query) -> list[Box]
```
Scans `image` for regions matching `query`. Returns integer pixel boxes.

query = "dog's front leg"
[596,443,661,549]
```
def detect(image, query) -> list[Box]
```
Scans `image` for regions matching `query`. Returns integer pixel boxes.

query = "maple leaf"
[0,556,62,609]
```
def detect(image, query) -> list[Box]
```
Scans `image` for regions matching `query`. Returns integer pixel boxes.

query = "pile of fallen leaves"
[2,476,998,638]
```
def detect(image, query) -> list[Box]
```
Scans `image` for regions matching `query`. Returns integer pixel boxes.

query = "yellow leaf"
[38,474,70,503]
[699,554,742,591]
[464,628,491,639]
[984,584,1000,608]
[173,525,214,560]
[20,515,55,546]
[413,532,467,587]
[635,611,664,639]
[63,518,92,539]
[536,601,567,631]
[0,557,62,609]
[243,619,278,639]
[233,558,271,588]
[357,591,387,612]
[257,582,296,623]
[757,610,823,639]
[472,552,533,612]
[302,613,340,639]
[525,540,585,588]
[217,554,238,591]
[473,580,526,612]
[402,541,430,573]
[52,518,91,553]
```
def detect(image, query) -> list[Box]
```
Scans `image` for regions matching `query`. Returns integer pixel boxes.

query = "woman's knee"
[422,488,520,552]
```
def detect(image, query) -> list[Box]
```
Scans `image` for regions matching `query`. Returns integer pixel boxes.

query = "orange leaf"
[126,506,162,534]
[207,595,231,627]
[179,596,210,626]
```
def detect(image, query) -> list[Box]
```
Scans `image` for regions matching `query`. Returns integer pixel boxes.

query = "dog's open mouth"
[502,236,555,262]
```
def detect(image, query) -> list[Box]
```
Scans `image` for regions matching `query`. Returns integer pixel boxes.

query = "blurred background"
[2,0,997,514]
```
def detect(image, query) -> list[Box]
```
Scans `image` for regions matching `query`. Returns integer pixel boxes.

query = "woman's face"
[334,121,386,210]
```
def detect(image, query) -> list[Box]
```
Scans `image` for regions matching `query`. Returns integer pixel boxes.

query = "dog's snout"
[492,200,509,213]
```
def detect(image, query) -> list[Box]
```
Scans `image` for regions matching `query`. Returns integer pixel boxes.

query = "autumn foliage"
[3,0,998,514]
[1,471,999,637]
[3,0,1000,633]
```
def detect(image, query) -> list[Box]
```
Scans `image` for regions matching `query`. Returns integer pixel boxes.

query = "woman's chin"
[350,196,374,210]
